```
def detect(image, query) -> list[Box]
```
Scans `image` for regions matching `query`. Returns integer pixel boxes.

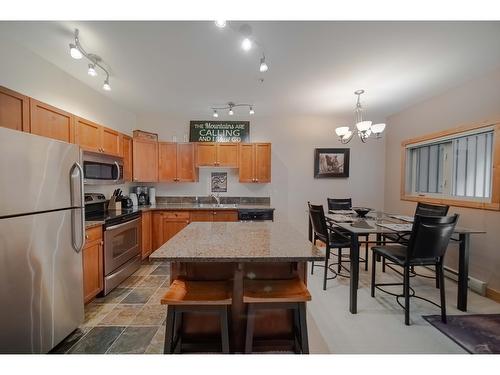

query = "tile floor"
[52,255,500,354]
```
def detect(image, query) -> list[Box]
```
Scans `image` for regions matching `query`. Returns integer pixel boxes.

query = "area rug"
[423,314,500,354]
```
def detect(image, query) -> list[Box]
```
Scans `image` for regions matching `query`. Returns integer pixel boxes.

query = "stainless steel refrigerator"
[0,127,85,353]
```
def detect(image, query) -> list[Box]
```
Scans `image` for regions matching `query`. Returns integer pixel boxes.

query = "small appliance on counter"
[129,193,138,207]
[149,187,156,205]
[135,186,149,205]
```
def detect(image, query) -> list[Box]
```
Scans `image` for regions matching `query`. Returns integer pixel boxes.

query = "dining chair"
[327,197,370,271]
[308,202,351,290]
[371,214,459,325]
[382,202,450,279]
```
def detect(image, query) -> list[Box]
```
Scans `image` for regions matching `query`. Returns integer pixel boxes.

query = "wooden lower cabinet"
[151,210,239,250]
[141,211,152,259]
[152,211,190,251]
[83,226,103,304]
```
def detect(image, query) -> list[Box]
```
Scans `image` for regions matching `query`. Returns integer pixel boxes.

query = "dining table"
[317,210,485,314]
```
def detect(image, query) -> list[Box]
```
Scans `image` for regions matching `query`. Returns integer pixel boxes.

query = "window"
[402,122,500,210]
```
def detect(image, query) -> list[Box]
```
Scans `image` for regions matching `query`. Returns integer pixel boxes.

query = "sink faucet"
[210,193,221,205]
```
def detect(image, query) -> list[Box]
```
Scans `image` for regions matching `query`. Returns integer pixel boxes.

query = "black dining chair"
[382,202,450,279]
[327,197,370,271]
[371,214,459,325]
[308,203,351,290]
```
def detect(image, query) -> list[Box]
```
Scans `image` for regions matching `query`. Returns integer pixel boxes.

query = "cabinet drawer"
[162,211,190,220]
[85,226,103,243]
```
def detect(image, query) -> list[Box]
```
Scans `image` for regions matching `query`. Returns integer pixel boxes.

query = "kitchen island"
[150,221,323,353]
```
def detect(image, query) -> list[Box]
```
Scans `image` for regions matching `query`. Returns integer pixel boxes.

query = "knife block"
[107,196,122,210]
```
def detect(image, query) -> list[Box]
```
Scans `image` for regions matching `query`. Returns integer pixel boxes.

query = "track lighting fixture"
[68,29,112,92]
[259,55,268,72]
[87,63,97,77]
[215,20,226,28]
[211,102,255,117]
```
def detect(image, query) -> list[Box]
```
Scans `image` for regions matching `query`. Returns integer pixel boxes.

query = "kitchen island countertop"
[149,221,323,262]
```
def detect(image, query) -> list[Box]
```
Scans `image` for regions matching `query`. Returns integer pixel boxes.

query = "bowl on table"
[352,207,372,218]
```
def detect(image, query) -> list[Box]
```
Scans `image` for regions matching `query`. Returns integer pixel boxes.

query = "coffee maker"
[135,186,149,206]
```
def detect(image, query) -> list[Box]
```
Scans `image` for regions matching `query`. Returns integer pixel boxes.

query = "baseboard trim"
[485,287,500,303]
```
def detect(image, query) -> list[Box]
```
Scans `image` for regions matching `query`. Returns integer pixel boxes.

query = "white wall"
[384,66,500,291]
[137,113,386,233]
[0,36,137,134]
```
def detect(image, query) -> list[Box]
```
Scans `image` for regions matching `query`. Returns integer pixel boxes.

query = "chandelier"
[335,90,386,144]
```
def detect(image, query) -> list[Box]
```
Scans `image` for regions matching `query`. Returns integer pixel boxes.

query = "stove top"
[85,193,140,228]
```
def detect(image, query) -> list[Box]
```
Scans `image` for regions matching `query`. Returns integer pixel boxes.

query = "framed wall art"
[314,148,350,178]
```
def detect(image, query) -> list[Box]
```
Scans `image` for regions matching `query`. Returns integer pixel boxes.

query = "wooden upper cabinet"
[239,143,256,183]
[158,142,178,181]
[196,142,217,166]
[0,86,30,132]
[254,143,272,183]
[102,127,122,156]
[75,117,101,153]
[159,142,198,182]
[133,138,158,182]
[195,142,238,167]
[238,143,271,183]
[30,99,75,143]
[122,135,133,182]
[75,117,122,156]
[217,143,239,167]
[177,143,197,181]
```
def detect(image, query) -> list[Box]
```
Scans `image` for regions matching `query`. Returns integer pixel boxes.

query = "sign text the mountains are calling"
[189,121,250,142]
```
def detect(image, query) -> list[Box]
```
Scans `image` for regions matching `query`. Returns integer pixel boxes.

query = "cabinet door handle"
[213,211,217,215]
[85,234,89,240]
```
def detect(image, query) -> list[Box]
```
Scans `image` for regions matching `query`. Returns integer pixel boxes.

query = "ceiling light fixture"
[68,29,113,92]
[102,79,111,91]
[335,90,386,144]
[211,102,255,117]
[87,63,97,77]
[215,20,226,28]
[241,38,252,51]
[259,55,268,72]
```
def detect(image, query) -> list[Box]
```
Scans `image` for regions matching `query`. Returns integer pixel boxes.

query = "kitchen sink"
[195,203,238,208]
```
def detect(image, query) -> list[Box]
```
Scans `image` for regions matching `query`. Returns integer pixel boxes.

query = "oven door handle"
[106,217,140,231]
[113,161,121,183]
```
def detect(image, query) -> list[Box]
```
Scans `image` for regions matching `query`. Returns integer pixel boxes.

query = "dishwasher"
[238,208,274,221]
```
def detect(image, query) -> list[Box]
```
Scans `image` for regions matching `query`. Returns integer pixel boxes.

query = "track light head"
[69,43,82,59]
[102,79,111,91]
[215,20,226,28]
[87,64,97,77]
[259,56,268,72]
[228,108,234,116]
[213,110,219,118]
[241,38,252,51]
[249,107,255,115]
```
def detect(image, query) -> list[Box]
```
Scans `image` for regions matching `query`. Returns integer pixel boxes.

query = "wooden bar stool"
[243,278,311,354]
[161,279,232,354]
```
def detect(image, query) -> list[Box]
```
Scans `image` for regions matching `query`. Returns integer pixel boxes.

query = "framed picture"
[314,148,350,178]
[211,172,227,192]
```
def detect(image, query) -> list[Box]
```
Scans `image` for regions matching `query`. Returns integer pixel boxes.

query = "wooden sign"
[189,121,250,142]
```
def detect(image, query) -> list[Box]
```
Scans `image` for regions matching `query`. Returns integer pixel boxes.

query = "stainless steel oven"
[83,151,123,185]
[103,213,141,294]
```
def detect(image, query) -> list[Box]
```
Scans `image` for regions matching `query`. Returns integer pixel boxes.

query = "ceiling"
[1,21,500,121]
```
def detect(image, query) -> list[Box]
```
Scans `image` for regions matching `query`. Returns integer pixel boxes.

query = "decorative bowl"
[352,207,372,218]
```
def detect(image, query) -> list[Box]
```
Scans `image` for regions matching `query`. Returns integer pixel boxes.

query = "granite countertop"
[149,221,324,262]
[84,204,274,229]
[138,203,274,211]
[85,220,105,229]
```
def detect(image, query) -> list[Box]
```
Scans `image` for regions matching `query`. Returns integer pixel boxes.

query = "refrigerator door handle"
[70,162,85,253]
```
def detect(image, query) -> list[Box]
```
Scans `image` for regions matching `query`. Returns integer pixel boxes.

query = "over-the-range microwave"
[82,151,124,185]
